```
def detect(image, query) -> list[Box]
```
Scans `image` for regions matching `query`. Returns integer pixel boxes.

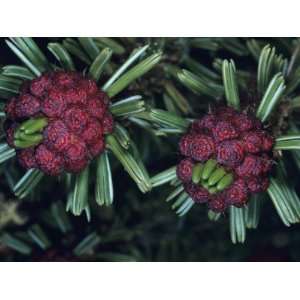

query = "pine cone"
[177,107,274,212]
[4,71,114,176]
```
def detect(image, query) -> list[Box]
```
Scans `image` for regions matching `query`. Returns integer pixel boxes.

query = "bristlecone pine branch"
[2,37,300,247]
[0,37,162,218]
[150,43,300,244]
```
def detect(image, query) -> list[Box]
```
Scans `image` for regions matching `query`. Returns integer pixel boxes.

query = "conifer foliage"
[1,38,300,260]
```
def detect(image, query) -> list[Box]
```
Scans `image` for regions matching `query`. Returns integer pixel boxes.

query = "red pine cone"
[177,107,274,212]
[4,71,114,176]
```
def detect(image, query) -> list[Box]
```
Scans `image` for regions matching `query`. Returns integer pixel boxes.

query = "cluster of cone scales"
[176,107,274,212]
[4,71,114,176]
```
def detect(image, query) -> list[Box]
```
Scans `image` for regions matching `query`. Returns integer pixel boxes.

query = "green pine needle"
[47,43,76,71]
[166,185,184,202]
[105,51,162,98]
[69,167,89,217]
[114,123,131,149]
[177,69,224,98]
[0,233,32,255]
[256,73,286,122]
[184,57,221,81]
[27,224,51,250]
[110,95,146,117]
[222,59,240,110]
[267,177,300,226]
[0,74,22,96]
[63,38,91,65]
[2,65,35,80]
[257,45,276,94]
[51,201,72,234]
[208,210,221,221]
[6,38,50,76]
[246,39,264,61]
[229,206,246,244]
[13,169,44,199]
[73,232,101,256]
[102,45,149,91]
[95,151,114,206]
[163,81,191,115]
[106,134,151,193]
[93,37,125,55]
[88,48,113,81]
[78,37,100,60]
[245,194,262,229]
[149,108,190,131]
[0,143,16,164]
[275,134,300,150]
[151,166,177,187]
